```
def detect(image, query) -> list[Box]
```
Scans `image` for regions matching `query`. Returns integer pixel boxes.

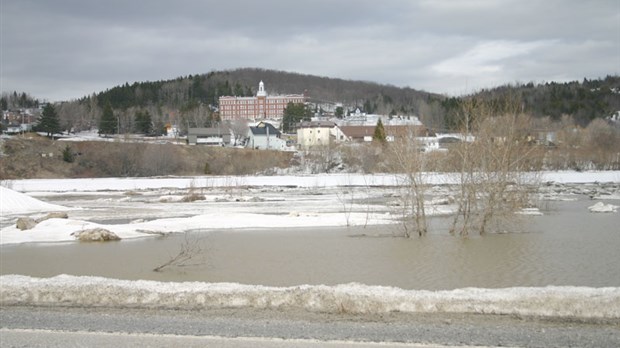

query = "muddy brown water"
[1,199,619,290]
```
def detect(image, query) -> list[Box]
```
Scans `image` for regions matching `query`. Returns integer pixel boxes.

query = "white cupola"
[257,80,267,97]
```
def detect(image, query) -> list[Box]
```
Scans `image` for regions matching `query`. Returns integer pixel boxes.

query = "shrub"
[62,145,75,163]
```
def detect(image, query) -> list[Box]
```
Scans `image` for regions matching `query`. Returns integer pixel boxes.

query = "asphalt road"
[1,306,619,347]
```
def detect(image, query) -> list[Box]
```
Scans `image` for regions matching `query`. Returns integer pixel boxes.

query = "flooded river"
[2,198,619,290]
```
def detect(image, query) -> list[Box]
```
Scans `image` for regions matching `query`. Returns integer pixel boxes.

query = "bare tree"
[584,118,620,170]
[449,96,542,236]
[387,126,429,237]
[228,119,249,146]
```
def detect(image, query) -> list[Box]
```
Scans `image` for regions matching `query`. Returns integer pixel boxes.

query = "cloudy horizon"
[2,0,619,102]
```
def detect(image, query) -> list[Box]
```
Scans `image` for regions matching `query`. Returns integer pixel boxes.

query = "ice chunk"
[588,202,619,213]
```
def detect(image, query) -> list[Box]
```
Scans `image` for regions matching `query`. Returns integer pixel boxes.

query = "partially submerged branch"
[153,232,207,272]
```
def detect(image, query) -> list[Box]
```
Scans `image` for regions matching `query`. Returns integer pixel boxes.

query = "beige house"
[296,121,347,150]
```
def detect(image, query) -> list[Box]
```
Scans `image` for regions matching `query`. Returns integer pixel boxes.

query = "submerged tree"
[449,95,543,236]
[387,125,428,237]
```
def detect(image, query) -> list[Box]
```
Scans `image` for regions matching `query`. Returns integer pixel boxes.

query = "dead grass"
[0,133,294,179]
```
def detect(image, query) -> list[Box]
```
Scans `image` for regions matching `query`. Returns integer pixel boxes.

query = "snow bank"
[7,171,619,193]
[0,186,69,215]
[0,218,145,245]
[1,275,619,319]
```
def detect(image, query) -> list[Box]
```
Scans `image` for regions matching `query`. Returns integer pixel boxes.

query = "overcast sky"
[2,0,619,102]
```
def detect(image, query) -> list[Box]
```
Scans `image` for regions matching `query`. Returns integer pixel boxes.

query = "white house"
[246,122,288,150]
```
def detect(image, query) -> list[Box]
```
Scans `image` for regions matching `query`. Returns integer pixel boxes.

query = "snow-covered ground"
[1,172,619,318]
[4,171,620,193]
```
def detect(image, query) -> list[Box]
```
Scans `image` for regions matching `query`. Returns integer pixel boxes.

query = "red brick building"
[219,81,306,121]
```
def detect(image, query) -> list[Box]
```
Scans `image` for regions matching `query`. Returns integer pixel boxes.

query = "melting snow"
[588,202,619,213]
[1,274,618,319]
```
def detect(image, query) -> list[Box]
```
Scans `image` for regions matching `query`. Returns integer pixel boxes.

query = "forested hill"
[49,68,619,133]
[91,68,438,115]
[461,76,620,126]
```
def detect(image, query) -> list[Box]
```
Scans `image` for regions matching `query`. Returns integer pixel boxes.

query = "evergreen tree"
[233,82,244,96]
[62,145,75,163]
[134,110,152,134]
[282,102,311,133]
[99,103,117,135]
[373,118,387,144]
[37,103,61,138]
[335,106,344,118]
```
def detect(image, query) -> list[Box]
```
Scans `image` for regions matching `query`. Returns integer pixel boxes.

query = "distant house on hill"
[187,127,231,146]
[246,122,288,150]
[339,124,427,143]
[296,121,347,150]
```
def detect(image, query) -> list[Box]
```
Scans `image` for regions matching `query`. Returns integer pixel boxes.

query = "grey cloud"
[2,0,618,101]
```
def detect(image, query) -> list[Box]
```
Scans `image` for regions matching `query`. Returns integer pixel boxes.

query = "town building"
[246,122,288,150]
[219,81,306,122]
[2,109,38,134]
[296,121,347,150]
[187,127,231,146]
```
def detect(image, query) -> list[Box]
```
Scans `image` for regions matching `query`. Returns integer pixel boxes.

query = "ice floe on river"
[1,274,619,319]
[588,201,619,213]
[1,171,619,245]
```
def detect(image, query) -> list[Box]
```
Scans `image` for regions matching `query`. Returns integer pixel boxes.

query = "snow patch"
[0,212,394,245]
[0,186,69,215]
[517,208,543,216]
[1,275,618,319]
[588,202,619,213]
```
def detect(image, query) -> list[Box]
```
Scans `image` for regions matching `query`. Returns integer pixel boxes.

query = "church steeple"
[257,80,267,97]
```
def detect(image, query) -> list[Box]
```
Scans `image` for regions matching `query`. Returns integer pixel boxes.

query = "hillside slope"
[0,134,293,179]
[48,69,620,134]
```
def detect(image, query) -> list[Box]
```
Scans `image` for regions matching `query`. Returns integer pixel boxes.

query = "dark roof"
[249,122,281,136]
[339,125,426,139]
[188,127,227,136]
[298,121,336,128]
